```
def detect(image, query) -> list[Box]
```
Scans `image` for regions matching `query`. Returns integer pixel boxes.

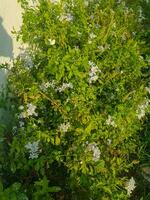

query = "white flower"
[136,100,150,120]
[145,87,150,94]
[49,80,56,88]
[88,61,95,67]
[98,44,110,52]
[66,13,73,21]
[59,122,70,132]
[49,39,55,45]
[50,0,60,4]
[107,139,112,145]
[132,32,136,36]
[59,13,73,22]
[40,80,56,91]
[98,45,105,52]
[90,66,100,74]
[87,143,101,162]
[40,82,51,91]
[12,126,17,133]
[137,109,145,120]
[57,82,73,92]
[20,103,38,118]
[26,103,38,117]
[25,141,40,159]
[19,112,28,119]
[89,61,101,73]
[88,61,101,84]
[89,75,99,84]
[40,81,73,93]
[44,82,51,88]
[106,115,117,127]
[89,33,96,39]
[125,177,136,196]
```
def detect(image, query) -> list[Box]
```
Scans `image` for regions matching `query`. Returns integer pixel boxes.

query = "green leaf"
[49,186,61,193]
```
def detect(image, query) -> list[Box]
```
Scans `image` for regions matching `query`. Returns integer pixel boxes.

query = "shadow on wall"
[0,16,13,124]
[0,16,13,59]
[0,16,13,88]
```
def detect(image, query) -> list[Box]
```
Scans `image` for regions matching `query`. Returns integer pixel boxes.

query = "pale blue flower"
[87,143,101,162]
[88,61,101,84]
[18,49,33,68]
[57,83,73,92]
[25,141,40,159]
[59,13,73,22]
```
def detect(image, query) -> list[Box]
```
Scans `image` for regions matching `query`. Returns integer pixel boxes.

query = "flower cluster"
[97,44,110,52]
[50,0,60,5]
[87,143,101,162]
[25,141,40,159]
[88,61,101,84]
[88,32,96,44]
[59,13,73,22]
[18,48,33,68]
[27,103,38,116]
[59,122,71,133]
[57,83,73,92]
[19,121,25,129]
[125,177,136,196]
[4,1,147,199]
[136,99,150,120]
[12,126,17,134]
[89,33,96,39]
[20,103,38,118]
[40,80,56,91]
[40,80,73,93]
[138,7,145,22]
[106,115,117,127]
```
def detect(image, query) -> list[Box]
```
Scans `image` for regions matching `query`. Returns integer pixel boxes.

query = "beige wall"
[0,0,22,87]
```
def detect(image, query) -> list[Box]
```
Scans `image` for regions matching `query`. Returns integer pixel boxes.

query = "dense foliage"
[0,0,150,199]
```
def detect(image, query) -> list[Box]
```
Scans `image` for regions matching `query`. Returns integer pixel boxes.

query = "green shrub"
[0,0,149,199]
